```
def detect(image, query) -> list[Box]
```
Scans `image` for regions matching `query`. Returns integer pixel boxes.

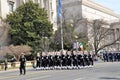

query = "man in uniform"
[48,54,53,69]
[83,54,90,66]
[36,53,40,69]
[77,52,82,69]
[60,51,65,69]
[88,53,94,66]
[19,53,26,75]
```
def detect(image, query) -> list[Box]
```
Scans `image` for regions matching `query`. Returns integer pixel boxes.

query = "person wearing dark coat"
[4,59,8,71]
[48,55,53,68]
[42,55,47,68]
[60,53,65,67]
[77,53,81,67]
[88,53,94,66]
[65,52,69,67]
[83,54,90,66]
[57,54,61,68]
[36,53,41,68]
[67,54,72,67]
[19,53,26,75]
[54,54,58,67]
[71,52,77,67]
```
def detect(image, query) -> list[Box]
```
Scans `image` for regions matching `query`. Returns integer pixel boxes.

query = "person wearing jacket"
[19,53,26,75]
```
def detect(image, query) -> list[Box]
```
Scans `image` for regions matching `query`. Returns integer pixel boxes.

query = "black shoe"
[23,73,26,75]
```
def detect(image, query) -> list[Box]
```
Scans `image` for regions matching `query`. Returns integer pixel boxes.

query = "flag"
[73,41,79,50]
[58,0,62,18]
[79,42,84,51]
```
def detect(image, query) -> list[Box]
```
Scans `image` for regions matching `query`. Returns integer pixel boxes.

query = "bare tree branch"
[90,19,120,54]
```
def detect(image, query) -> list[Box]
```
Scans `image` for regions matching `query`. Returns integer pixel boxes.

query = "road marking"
[26,75,52,80]
[74,78,84,80]
[0,70,49,80]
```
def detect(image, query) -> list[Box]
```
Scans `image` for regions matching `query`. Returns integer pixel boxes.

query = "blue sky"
[93,0,120,14]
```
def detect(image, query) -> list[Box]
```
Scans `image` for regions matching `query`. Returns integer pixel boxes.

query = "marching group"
[102,52,120,62]
[35,51,94,70]
[2,51,94,75]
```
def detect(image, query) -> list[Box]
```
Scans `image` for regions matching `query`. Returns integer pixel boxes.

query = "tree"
[6,0,53,53]
[0,45,32,60]
[62,9,88,51]
[8,45,32,60]
[50,8,88,51]
[90,19,120,55]
[50,23,75,51]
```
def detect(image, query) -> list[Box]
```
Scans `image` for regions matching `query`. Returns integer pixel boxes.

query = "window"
[8,1,14,12]
[50,2,52,10]
[34,0,38,3]
[51,12,53,21]
[25,0,29,2]
[43,0,47,8]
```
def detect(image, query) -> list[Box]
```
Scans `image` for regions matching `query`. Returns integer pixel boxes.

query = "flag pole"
[58,0,64,51]
[60,14,64,51]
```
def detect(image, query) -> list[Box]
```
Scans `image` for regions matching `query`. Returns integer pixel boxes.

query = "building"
[0,0,57,47]
[0,0,58,59]
[0,0,57,30]
[62,0,120,51]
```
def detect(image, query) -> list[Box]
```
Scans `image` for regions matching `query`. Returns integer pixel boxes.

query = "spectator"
[4,58,8,71]
[11,56,16,62]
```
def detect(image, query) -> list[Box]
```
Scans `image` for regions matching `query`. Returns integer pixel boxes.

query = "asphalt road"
[0,62,120,80]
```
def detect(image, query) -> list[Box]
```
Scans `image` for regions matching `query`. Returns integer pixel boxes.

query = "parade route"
[0,62,120,80]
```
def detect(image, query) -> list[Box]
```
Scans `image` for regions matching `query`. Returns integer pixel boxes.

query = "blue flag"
[58,0,62,18]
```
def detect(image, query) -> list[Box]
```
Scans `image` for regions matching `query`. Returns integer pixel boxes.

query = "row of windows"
[7,0,54,22]
[8,0,39,12]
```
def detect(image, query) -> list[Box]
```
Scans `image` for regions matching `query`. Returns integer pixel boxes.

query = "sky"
[93,0,120,14]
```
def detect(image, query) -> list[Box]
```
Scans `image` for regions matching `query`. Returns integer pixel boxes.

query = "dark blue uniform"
[36,56,40,68]
[19,55,26,75]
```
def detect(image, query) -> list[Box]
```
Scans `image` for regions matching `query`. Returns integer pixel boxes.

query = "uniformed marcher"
[77,53,81,68]
[71,52,78,68]
[88,53,93,66]
[54,53,58,68]
[60,52,66,69]
[65,51,69,67]
[84,54,90,66]
[34,50,95,70]
[80,53,85,67]
[43,54,47,69]
[48,54,53,69]
[19,53,26,75]
[67,52,72,68]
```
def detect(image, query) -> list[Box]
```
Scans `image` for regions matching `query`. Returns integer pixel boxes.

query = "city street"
[0,0,120,80]
[0,62,120,80]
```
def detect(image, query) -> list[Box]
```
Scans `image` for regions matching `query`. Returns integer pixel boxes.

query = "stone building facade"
[62,0,120,51]
[0,0,57,47]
